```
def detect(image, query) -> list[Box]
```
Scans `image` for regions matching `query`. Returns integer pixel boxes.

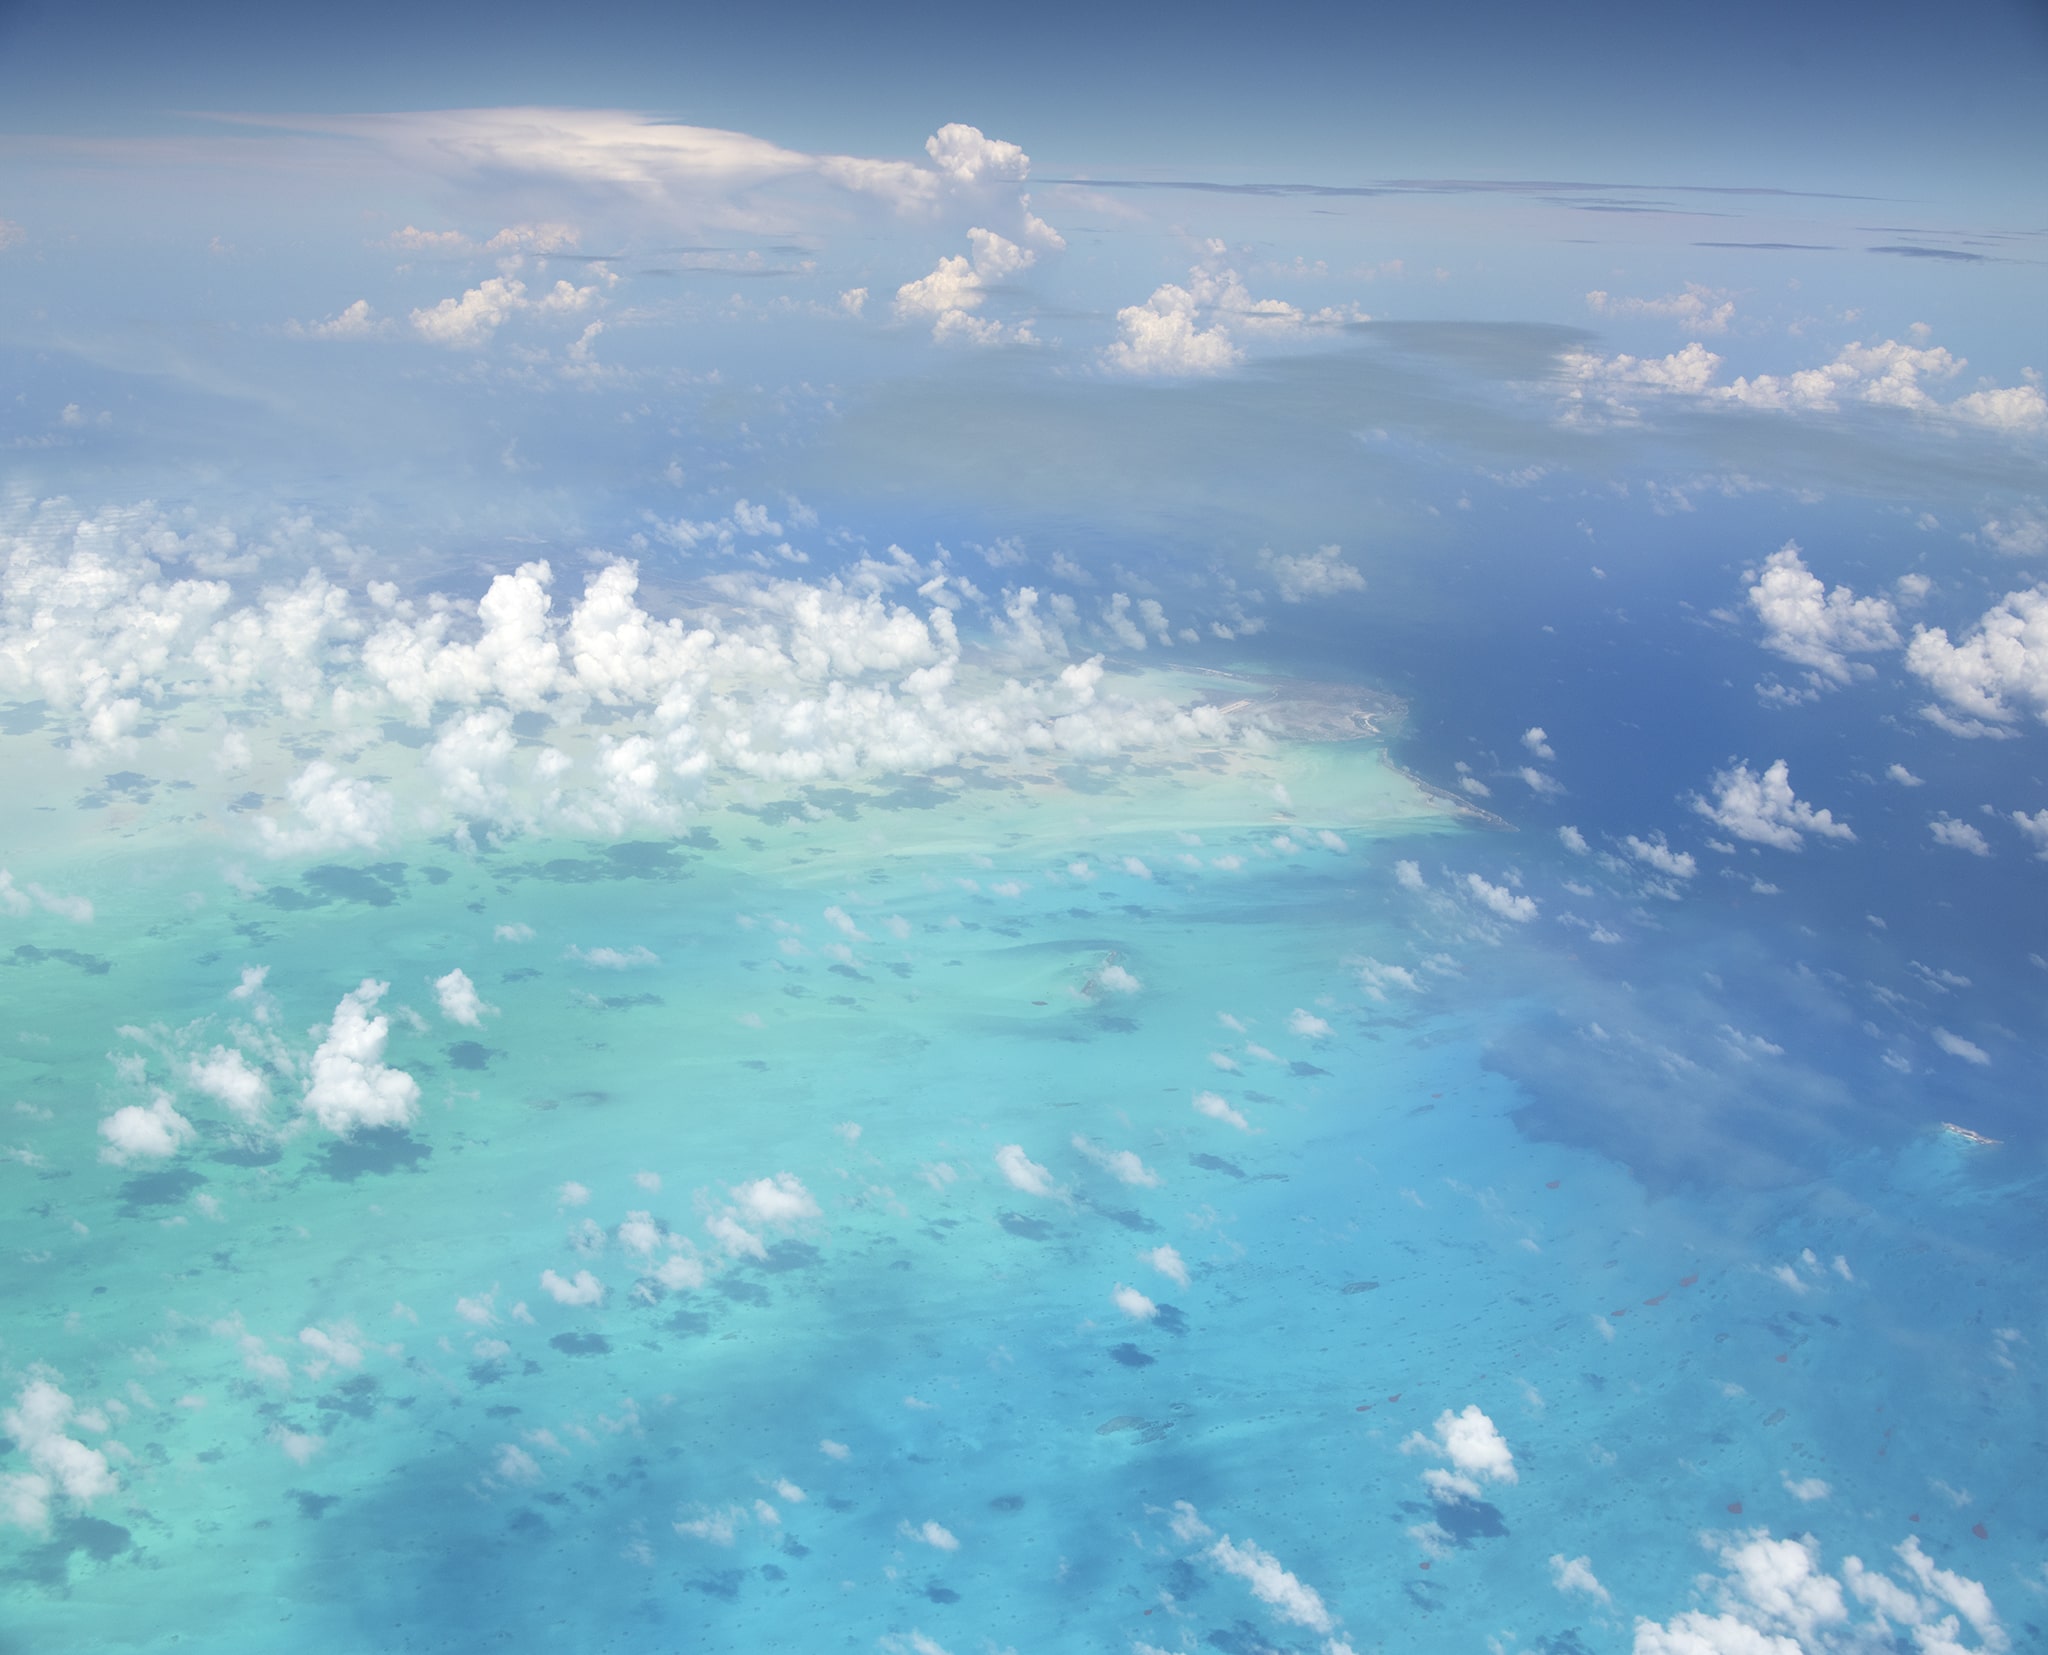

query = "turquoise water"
[1,729,2032,1654]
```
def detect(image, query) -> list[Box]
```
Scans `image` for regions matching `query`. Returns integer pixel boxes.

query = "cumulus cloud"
[1930,816,1991,857]
[1287,1008,1333,1040]
[0,1378,119,1530]
[302,979,420,1135]
[566,945,660,969]
[1192,1091,1249,1131]
[1145,1244,1190,1288]
[97,1092,196,1164]
[732,1172,820,1226]
[894,227,1039,346]
[434,967,493,1025]
[1551,1553,1611,1605]
[1693,760,1853,850]
[1586,283,1735,333]
[1906,584,2048,732]
[1260,545,1366,603]
[1633,1529,2007,1655]
[1748,544,1900,687]
[994,1143,1055,1196]
[923,124,1028,184]
[2013,808,2048,857]
[1207,1535,1335,1635]
[1624,834,1697,879]
[256,762,394,857]
[905,1518,960,1551]
[1465,873,1538,923]
[1523,726,1555,759]
[539,1268,605,1306]
[189,1046,270,1123]
[1072,1135,1160,1187]
[1403,1404,1517,1484]
[1113,1283,1158,1320]
[290,299,385,340]
[1103,280,1242,376]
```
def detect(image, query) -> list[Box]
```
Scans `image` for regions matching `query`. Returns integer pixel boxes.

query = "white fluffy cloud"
[1403,1404,1517,1484]
[302,979,421,1135]
[1103,280,1243,376]
[1633,1529,2007,1655]
[1748,544,1900,687]
[0,1378,119,1530]
[1932,1027,1990,1066]
[1192,1090,1249,1131]
[923,124,1028,184]
[732,1172,820,1226]
[1550,1553,1611,1605]
[1465,873,1538,923]
[1930,816,1991,857]
[97,1092,196,1164]
[894,227,1039,346]
[539,1267,605,1306]
[1906,584,2048,732]
[1112,1283,1158,1320]
[189,1046,270,1123]
[1693,760,1853,850]
[1071,1135,1160,1187]
[993,1143,1055,1196]
[1145,1244,1190,1288]
[1260,545,1366,603]
[434,967,492,1026]
[1207,1535,1336,1635]
[257,761,394,857]
[1587,283,1735,333]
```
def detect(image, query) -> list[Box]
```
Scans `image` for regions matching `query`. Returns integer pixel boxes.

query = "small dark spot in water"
[10,943,112,974]
[1096,1416,1144,1435]
[550,1333,612,1357]
[925,1583,960,1603]
[421,866,452,884]
[1290,1061,1329,1077]
[468,1361,509,1387]
[759,1241,819,1273]
[1096,1205,1159,1233]
[689,1570,743,1601]
[1763,1408,1787,1426]
[1432,1493,1508,1544]
[501,968,541,983]
[779,1535,809,1558]
[1108,1344,1155,1368]
[761,1563,786,1582]
[601,994,664,1010]
[508,1508,551,1538]
[1153,1304,1189,1336]
[212,1141,282,1168]
[990,1494,1025,1510]
[303,865,400,906]
[485,1405,522,1419]
[1189,1154,1244,1178]
[998,1211,1052,1241]
[448,1042,492,1070]
[1342,1280,1380,1294]
[825,1496,856,1513]
[739,1059,769,1071]
[291,1491,339,1520]
[718,1278,770,1306]
[666,1311,711,1339]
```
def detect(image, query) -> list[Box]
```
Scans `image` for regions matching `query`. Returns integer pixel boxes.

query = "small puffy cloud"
[1287,1008,1333,1040]
[494,922,536,942]
[0,1378,119,1529]
[2013,808,2048,857]
[1980,507,2048,559]
[1624,834,1697,879]
[539,1268,605,1306]
[1550,1553,1611,1605]
[706,1213,766,1259]
[894,227,1038,346]
[1887,764,1924,787]
[557,1181,590,1208]
[1781,1473,1831,1502]
[1693,760,1853,850]
[1103,281,1243,376]
[256,762,394,857]
[1465,873,1538,923]
[1072,1135,1160,1187]
[302,979,420,1135]
[1207,1535,1335,1635]
[433,967,493,1025]
[189,1046,269,1123]
[1093,962,1143,995]
[733,1172,821,1226]
[1260,545,1366,603]
[1748,544,1900,686]
[823,905,866,940]
[291,299,385,340]
[1558,825,1590,854]
[924,124,1028,183]
[905,1518,960,1551]
[994,1143,1055,1197]
[566,944,659,969]
[1403,1404,1516,1484]
[1394,859,1425,890]
[1930,816,1991,857]
[1145,1244,1190,1288]
[1523,727,1556,761]
[819,1438,850,1460]
[98,1093,196,1164]
[411,276,599,348]
[1113,1283,1158,1320]
[1932,1027,1990,1066]
[1586,282,1735,333]
[1904,584,2048,731]
[1192,1091,1249,1131]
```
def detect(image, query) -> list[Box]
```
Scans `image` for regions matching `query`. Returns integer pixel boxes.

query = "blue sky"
[3,0,2046,201]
